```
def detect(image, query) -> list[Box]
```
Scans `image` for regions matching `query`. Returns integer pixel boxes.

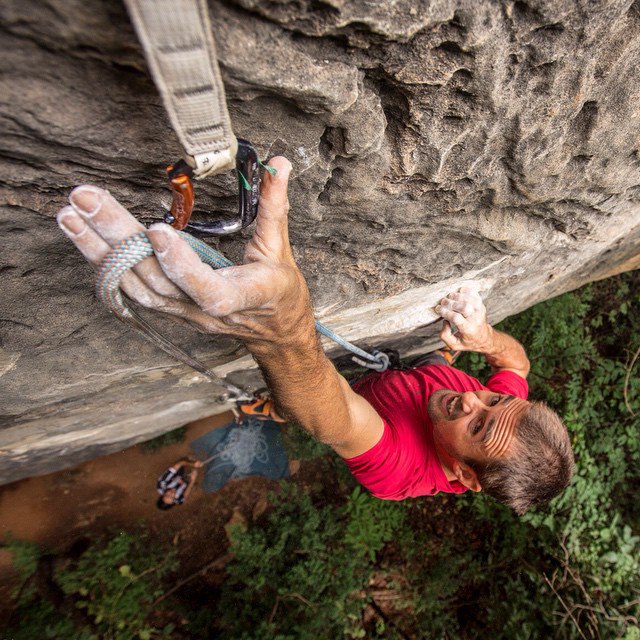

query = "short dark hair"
[465,402,574,515]
[156,496,176,510]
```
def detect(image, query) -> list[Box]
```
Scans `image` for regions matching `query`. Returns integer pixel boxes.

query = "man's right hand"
[56,157,315,350]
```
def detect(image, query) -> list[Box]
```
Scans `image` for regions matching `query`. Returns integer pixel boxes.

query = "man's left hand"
[435,287,493,352]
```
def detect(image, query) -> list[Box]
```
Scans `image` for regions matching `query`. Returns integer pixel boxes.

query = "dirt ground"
[0,411,294,623]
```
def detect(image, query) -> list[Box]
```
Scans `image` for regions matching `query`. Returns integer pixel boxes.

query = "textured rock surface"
[1,0,639,485]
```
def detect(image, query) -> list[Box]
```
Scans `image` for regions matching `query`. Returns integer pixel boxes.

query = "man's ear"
[452,460,482,492]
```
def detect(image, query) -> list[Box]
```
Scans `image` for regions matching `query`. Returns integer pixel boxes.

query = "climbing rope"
[96,233,389,401]
[313,323,389,371]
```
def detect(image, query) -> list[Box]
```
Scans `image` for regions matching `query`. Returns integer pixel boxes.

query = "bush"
[217,484,406,639]
[140,426,187,453]
[4,531,179,640]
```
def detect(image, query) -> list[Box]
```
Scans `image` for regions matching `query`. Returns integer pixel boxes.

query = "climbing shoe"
[238,390,286,422]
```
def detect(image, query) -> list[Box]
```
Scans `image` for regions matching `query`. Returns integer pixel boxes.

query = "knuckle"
[156,298,186,316]
[202,298,234,317]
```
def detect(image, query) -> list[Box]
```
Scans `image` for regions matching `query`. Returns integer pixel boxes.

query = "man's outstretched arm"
[56,157,383,460]
[435,288,530,379]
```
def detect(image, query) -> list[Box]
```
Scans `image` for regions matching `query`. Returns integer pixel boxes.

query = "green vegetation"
[3,272,638,639]
[218,485,405,639]
[4,532,178,640]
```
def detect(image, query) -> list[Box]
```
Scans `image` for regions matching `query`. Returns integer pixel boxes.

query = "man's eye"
[490,396,500,406]
[472,420,483,435]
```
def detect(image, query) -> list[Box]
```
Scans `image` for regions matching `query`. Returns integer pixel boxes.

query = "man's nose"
[460,392,481,413]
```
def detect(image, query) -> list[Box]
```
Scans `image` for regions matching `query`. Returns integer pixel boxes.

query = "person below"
[156,457,202,510]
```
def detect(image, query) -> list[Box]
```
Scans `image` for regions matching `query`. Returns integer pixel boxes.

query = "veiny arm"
[436,287,530,379]
[56,157,383,460]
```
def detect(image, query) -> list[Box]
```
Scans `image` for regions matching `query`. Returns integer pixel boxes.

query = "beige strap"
[124,0,237,178]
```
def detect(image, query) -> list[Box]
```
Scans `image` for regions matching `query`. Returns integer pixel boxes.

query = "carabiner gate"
[164,138,260,236]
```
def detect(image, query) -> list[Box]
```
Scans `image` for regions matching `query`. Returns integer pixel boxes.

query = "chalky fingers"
[146,224,252,318]
[57,205,226,330]
[68,185,186,300]
[57,205,156,304]
[436,305,467,327]
[445,300,475,317]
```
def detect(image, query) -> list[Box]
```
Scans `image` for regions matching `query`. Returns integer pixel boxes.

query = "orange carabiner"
[165,160,195,230]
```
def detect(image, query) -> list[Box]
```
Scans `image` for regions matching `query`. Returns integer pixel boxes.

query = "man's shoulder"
[485,369,529,399]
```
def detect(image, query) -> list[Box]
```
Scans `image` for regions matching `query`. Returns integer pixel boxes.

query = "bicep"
[331,377,384,459]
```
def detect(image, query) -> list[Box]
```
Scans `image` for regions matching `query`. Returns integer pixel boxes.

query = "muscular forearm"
[480,326,530,378]
[246,307,356,449]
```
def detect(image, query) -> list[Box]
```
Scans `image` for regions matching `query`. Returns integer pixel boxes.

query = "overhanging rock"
[1,0,639,485]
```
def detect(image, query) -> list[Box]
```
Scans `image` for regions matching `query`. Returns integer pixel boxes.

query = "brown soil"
[0,412,293,624]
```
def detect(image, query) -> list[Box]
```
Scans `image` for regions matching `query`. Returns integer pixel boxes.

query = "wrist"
[478,324,498,353]
[245,303,318,355]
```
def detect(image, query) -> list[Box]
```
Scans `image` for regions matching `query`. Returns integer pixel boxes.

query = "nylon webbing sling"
[124,0,237,178]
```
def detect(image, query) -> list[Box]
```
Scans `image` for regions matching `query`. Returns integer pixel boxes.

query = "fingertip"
[257,157,293,225]
[57,206,87,237]
[69,185,106,217]
[265,156,293,180]
[148,222,176,233]
[146,222,178,254]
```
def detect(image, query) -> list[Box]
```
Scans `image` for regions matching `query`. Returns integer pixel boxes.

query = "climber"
[56,155,574,515]
[156,457,202,510]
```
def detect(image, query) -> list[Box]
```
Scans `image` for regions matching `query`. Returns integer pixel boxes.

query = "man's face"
[162,488,177,504]
[428,389,530,464]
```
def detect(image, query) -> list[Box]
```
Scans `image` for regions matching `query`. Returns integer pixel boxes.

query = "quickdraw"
[165,138,261,235]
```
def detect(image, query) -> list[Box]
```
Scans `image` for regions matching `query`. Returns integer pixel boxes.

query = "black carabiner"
[164,138,260,236]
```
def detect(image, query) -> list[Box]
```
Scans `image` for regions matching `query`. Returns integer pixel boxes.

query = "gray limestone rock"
[0,0,639,485]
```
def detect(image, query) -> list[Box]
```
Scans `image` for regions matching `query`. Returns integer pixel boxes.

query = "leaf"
[119,564,132,577]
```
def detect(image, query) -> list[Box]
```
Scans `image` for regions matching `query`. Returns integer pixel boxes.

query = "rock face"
[1,0,639,485]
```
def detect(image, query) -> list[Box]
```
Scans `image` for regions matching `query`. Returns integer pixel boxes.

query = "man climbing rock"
[56,156,574,515]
